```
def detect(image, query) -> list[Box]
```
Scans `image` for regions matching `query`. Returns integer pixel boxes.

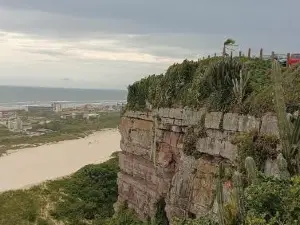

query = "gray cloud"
[0,0,299,89]
[1,0,299,35]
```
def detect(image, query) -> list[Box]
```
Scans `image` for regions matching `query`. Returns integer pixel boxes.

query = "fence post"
[230,51,233,58]
[222,46,226,56]
[248,48,251,58]
[239,51,242,57]
[287,53,290,66]
[208,55,210,59]
[271,51,275,60]
[214,53,217,57]
[259,48,263,59]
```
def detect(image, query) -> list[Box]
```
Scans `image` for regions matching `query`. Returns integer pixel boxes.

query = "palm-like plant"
[223,39,237,56]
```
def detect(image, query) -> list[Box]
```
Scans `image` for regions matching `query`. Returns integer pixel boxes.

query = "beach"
[0,129,120,192]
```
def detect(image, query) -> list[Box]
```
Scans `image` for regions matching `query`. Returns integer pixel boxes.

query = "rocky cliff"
[116,108,281,222]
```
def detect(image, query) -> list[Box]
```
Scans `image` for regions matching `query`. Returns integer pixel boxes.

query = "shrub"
[126,57,275,113]
[232,132,279,172]
[50,156,119,222]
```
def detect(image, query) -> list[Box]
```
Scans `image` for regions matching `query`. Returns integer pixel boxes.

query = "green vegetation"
[174,176,300,225]
[126,56,300,116]
[17,110,59,121]
[2,55,300,225]
[183,117,207,158]
[33,112,120,133]
[0,153,119,225]
[0,125,18,138]
[173,156,300,225]
[0,152,168,225]
[172,60,300,225]
[232,132,279,172]
[0,112,120,155]
[270,60,300,175]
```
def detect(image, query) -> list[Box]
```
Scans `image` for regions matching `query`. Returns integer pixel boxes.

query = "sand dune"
[0,129,120,192]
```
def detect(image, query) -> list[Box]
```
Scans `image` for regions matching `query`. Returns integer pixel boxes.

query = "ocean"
[0,86,127,110]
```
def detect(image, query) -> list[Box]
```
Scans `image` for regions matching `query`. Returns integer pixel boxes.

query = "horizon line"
[0,85,128,92]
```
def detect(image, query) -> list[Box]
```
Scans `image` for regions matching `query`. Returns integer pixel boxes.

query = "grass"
[0,112,120,155]
[0,153,119,225]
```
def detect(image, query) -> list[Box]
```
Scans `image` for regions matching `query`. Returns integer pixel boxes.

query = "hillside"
[0,153,119,225]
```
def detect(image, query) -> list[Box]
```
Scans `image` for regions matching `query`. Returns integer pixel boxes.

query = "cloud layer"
[0,0,299,89]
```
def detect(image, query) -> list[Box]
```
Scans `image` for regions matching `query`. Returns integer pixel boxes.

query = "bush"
[232,132,279,172]
[126,57,300,116]
[50,156,119,222]
[244,176,288,222]
[126,57,274,113]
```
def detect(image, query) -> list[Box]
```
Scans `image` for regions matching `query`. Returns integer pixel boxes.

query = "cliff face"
[116,108,280,222]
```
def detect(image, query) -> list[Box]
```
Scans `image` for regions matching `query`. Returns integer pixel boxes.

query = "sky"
[0,0,299,90]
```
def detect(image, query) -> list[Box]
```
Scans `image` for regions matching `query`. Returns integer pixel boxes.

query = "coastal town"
[0,102,124,135]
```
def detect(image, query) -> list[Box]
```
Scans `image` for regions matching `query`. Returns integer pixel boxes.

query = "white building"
[52,103,63,112]
[83,113,99,120]
[15,117,23,130]
[7,117,23,132]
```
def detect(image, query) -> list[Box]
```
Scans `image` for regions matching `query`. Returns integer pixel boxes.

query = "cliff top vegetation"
[126,56,300,116]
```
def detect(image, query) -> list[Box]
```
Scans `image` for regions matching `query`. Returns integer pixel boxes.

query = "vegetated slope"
[126,57,300,116]
[0,153,119,225]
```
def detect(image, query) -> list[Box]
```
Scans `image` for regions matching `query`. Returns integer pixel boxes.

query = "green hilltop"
[126,57,300,116]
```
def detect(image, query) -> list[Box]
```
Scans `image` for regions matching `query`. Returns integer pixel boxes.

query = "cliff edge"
[117,108,281,222]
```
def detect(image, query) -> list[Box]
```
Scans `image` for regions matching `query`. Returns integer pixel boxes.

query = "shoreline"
[2,128,116,156]
[0,129,120,192]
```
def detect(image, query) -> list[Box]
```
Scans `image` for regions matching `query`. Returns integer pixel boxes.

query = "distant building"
[26,106,53,113]
[22,122,32,131]
[7,117,23,132]
[52,102,63,112]
[7,120,14,130]
[61,114,72,119]
[0,110,17,119]
[83,113,99,120]
[71,112,84,119]
[15,117,23,130]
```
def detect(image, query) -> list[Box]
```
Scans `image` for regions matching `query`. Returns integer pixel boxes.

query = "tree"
[223,38,237,56]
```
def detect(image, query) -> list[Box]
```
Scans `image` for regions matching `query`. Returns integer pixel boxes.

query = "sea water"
[0,86,127,110]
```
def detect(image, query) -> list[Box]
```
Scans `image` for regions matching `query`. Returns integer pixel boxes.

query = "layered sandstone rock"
[117,109,280,222]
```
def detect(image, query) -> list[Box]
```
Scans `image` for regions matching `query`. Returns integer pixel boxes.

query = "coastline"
[0,129,120,192]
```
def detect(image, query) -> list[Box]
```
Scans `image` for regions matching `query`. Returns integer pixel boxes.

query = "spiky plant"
[271,60,300,174]
[271,60,292,158]
[232,171,245,224]
[245,157,258,184]
[290,116,300,172]
[232,70,251,105]
[205,58,243,92]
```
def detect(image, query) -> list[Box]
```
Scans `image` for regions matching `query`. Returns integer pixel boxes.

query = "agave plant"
[205,58,243,92]
[232,70,251,105]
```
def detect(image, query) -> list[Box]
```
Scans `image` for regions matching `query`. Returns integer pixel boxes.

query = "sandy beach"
[0,129,120,192]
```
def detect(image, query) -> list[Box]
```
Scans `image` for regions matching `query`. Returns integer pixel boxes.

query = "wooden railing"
[201,48,291,61]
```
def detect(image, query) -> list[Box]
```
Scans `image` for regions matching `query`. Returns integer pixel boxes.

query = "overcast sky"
[0,0,299,89]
